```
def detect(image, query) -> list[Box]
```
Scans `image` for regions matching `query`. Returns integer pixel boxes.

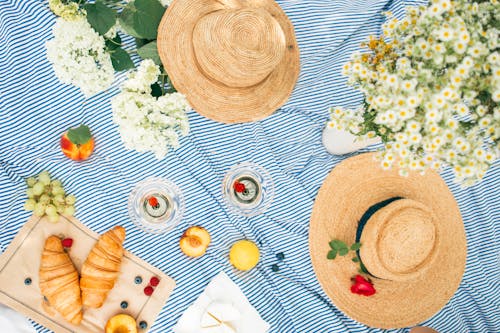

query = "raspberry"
[148,196,159,207]
[233,181,246,193]
[150,276,160,287]
[144,286,154,296]
[61,238,73,248]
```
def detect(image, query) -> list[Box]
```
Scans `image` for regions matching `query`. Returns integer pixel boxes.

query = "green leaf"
[110,48,135,71]
[350,242,362,251]
[118,3,141,38]
[338,247,349,256]
[329,239,347,250]
[135,38,154,48]
[327,250,337,260]
[67,125,92,145]
[151,83,163,97]
[137,41,162,65]
[105,33,122,50]
[352,256,360,263]
[119,0,165,39]
[84,0,116,35]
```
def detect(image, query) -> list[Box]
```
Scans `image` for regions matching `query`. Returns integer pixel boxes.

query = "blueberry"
[271,264,280,272]
[120,301,128,309]
[134,276,143,284]
[24,277,32,285]
[139,321,148,329]
[276,252,285,261]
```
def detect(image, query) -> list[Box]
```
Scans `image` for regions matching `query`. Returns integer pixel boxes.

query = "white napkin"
[0,304,35,333]
[173,272,270,333]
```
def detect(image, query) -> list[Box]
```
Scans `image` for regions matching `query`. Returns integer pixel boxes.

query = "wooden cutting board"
[0,215,176,333]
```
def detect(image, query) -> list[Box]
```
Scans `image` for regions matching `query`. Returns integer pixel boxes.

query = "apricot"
[180,226,211,257]
[105,314,137,333]
[60,125,95,161]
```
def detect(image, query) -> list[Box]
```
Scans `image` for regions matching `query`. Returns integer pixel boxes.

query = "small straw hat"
[309,153,467,329]
[157,0,300,123]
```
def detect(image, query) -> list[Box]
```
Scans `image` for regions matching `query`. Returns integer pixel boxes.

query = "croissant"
[39,236,83,325]
[80,226,126,308]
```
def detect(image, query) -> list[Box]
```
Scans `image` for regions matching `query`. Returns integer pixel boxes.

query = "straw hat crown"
[193,7,286,87]
[157,0,300,123]
[360,199,439,282]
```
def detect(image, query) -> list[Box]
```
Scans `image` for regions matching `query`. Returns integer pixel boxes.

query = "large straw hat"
[157,0,300,123]
[309,153,467,328]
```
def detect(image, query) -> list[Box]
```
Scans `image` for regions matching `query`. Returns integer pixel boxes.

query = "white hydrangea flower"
[46,18,114,97]
[112,60,191,159]
[49,0,85,21]
[122,59,160,93]
[104,22,119,39]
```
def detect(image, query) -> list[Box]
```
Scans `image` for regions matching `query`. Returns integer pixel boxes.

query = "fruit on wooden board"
[105,314,137,333]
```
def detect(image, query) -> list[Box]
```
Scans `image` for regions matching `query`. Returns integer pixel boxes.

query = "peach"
[60,125,95,161]
[105,314,137,333]
[180,226,211,257]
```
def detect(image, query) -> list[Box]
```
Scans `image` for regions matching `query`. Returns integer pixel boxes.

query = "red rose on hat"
[351,275,376,296]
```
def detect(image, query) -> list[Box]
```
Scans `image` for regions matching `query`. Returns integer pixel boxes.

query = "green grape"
[64,206,75,216]
[65,195,76,205]
[38,171,51,185]
[32,182,45,196]
[26,188,35,199]
[24,199,36,211]
[54,194,65,205]
[51,180,62,187]
[34,203,46,217]
[52,186,65,196]
[48,214,60,223]
[39,194,50,204]
[26,177,36,187]
[45,205,57,217]
[56,204,66,214]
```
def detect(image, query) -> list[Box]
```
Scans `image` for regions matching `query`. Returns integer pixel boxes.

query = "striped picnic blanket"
[0,0,498,332]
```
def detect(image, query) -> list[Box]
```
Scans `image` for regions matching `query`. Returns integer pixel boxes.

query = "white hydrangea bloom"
[48,0,85,21]
[122,59,160,93]
[46,18,114,97]
[104,22,119,39]
[112,60,190,159]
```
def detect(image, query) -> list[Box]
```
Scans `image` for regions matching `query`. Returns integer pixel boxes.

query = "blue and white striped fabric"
[1,0,499,332]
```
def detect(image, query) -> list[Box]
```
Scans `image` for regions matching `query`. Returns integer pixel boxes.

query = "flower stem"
[105,37,123,47]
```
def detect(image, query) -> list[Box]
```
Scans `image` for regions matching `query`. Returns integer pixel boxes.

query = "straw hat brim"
[309,153,467,329]
[157,0,300,124]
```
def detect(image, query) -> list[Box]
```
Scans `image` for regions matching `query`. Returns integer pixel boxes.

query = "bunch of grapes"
[24,171,76,223]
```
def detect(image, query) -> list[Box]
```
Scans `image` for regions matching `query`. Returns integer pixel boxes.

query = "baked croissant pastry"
[80,226,126,308]
[39,236,83,325]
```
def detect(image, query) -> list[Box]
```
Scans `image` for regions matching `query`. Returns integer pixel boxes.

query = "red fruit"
[233,181,246,193]
[144,286,154,296]
[61,238,73,248]
[150,277,160,287]
[60,125,95,161]
[148,197,159,207]
[350,275,376,296]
